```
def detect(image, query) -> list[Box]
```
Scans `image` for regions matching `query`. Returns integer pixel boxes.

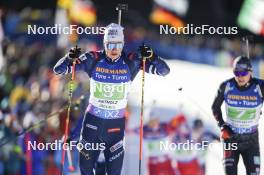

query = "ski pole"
[67,146,75,172]
[0,108,64,147]
[116,4,128,25]
[245,37,249,58]
[242,36,253,58]
[60,48,78,175]
[139,55,146,175]
[0,94,86,148]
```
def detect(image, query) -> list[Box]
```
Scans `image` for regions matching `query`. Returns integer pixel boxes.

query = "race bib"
[93,82,126,100]
[90,78,130,110]
[227,107,256,120]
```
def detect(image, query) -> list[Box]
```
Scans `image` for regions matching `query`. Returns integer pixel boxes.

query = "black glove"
[138,44,154,60]
[66,137,72,144]
[68,46,81,60]
[61,135,72,144]
[220,123,234,140]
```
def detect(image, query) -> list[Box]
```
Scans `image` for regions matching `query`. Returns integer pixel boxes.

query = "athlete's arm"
[53,51,98,76]
[257,79,264,99]
[211,82,226,127]
[144,55,170,76]
[127,52,170,80]
[136,44,170,76]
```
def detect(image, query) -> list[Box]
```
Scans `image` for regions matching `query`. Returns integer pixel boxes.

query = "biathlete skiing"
[212,56,263,175]
[53,23,170,175]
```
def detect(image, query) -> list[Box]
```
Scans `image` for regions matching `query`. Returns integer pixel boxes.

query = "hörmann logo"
[95,67,128,74]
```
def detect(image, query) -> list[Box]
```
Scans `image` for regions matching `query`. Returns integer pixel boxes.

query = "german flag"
[150,7,185,28]
[58,0,96,26]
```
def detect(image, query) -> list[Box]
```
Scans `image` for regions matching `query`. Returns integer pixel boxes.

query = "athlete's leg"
[223,143,240,175]
[95,152,106,175]
[241,135,260,175]
[103,118,125,175]
[79,113,102,175]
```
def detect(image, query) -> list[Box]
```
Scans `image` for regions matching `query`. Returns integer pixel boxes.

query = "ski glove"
[138,44,154,60]
[68,46,81,60]
[220,123,234,140]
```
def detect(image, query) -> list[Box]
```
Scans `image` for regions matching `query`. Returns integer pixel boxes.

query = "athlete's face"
[105,42,123,61]
[148,118,160,130]
[234,70,252,86]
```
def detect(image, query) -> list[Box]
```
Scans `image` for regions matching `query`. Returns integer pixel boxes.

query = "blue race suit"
[212,77,264,175]
[53,50,170,175]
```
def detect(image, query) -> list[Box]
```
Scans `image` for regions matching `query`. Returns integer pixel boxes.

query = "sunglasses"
[105,43,123,50]
[234,70,249,77]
